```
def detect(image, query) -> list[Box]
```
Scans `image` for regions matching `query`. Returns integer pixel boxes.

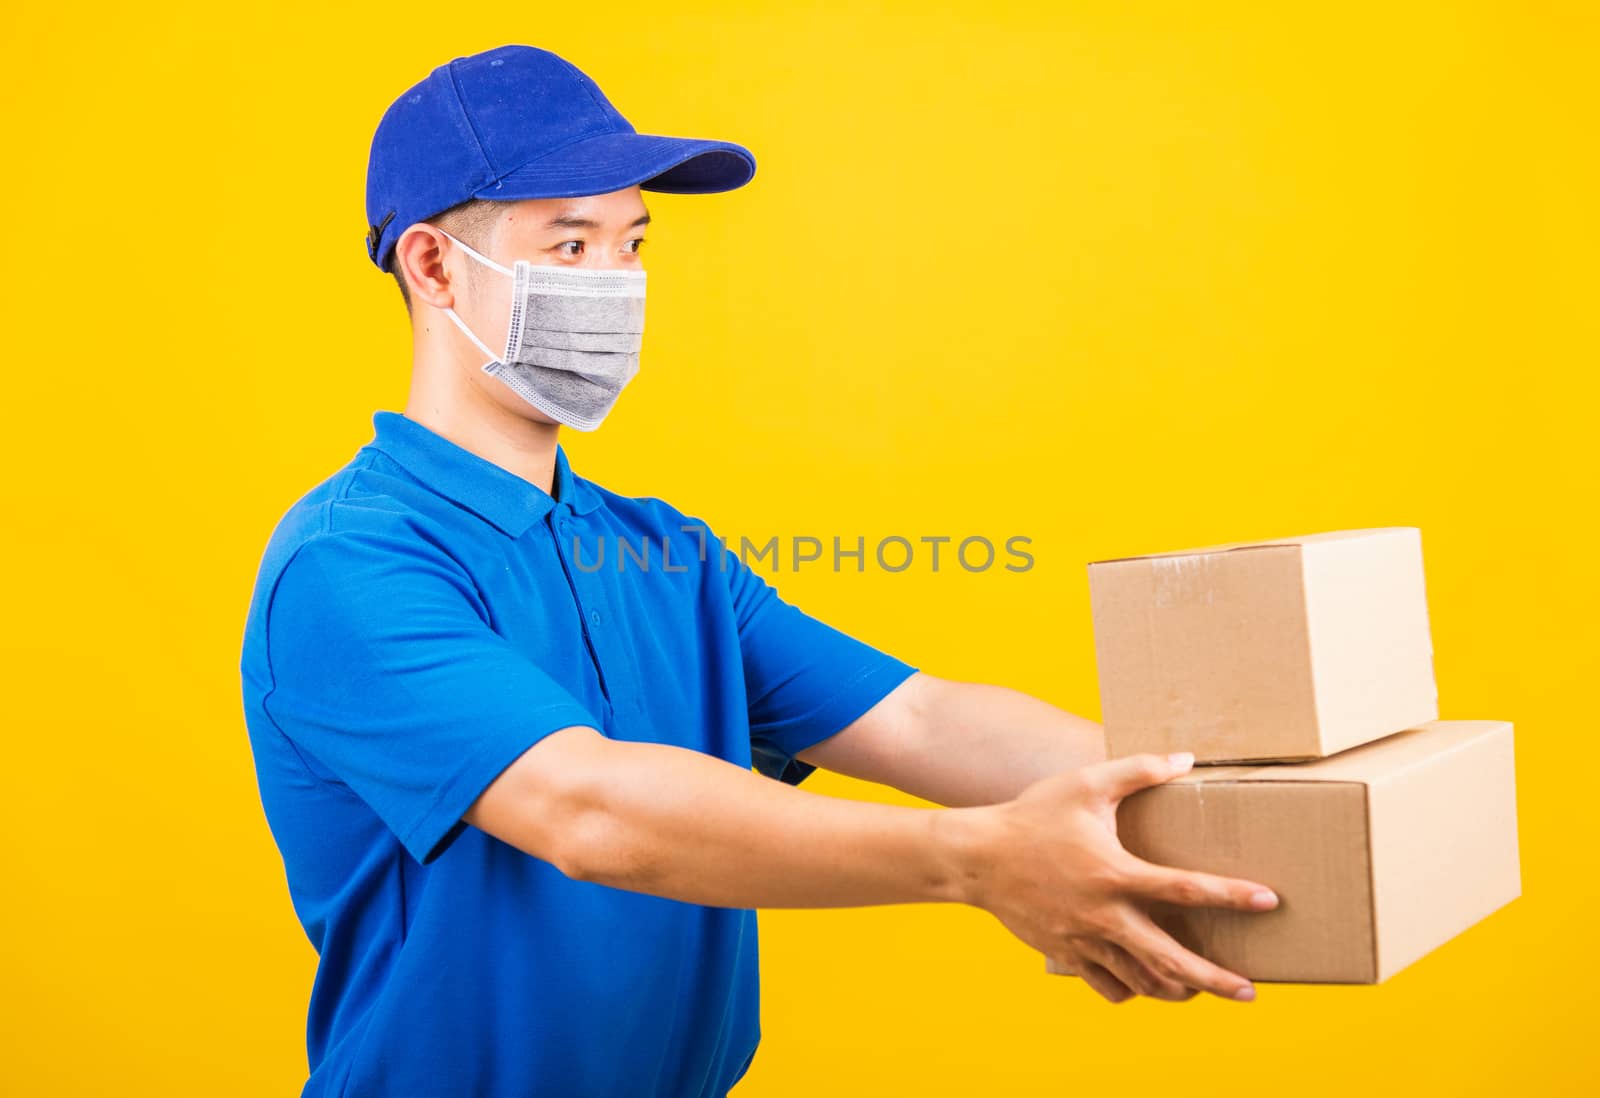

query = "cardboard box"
[1089,527,1439,763]
[1049,720,1520,984]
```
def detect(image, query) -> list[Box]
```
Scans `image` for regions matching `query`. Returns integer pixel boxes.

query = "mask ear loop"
[442,306,503,369]
[434,228,515,371]
[437,228,513,277]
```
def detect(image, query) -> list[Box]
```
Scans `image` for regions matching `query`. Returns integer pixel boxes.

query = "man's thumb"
[1092,751,1194,801]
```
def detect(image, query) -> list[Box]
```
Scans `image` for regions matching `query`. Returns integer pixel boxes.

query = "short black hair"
[392,198,508,316]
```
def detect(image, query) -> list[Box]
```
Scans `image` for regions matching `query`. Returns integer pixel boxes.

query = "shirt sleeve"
[705,523,919,786]
[260,530,603,864]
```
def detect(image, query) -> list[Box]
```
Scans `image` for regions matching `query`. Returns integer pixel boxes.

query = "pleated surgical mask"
[437,228,646,431]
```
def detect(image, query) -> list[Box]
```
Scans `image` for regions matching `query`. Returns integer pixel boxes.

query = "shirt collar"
[365,410,603,538]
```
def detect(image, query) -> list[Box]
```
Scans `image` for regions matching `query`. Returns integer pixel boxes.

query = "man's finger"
[1125,859,1279,913]
[1078,937,1189,1002]
[1100,934,1203,1005]
[1090,751,1194,802]
[1113,910,1257,1002]
[1046,954,1135,1004]
[1078,961,1135,1004]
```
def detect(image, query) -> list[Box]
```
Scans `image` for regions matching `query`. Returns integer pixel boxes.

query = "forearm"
[469,726,988,909]
[843,675,1107,807]
[469,725,1272,1004]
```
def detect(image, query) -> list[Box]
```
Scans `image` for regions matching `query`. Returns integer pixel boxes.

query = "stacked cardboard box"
[1052,527,1521,984]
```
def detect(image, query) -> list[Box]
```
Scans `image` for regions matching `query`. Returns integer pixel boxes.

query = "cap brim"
[472,131,756,201]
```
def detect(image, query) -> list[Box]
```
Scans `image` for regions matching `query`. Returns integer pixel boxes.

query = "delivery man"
[239,43,1280,1098]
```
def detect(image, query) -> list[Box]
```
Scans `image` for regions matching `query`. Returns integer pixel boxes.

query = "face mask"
[437,228,646,431]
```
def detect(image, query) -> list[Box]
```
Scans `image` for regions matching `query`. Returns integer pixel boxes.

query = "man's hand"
[946,751,1278,1004]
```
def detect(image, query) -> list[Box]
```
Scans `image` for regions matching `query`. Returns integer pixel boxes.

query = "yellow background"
[3,2,1594,1094]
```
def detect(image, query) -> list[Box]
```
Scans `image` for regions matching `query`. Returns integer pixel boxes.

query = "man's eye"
[557,240,584,256]
[626,238,646,254]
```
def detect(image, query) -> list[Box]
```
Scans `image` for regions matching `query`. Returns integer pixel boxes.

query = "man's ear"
[393,224,460,311]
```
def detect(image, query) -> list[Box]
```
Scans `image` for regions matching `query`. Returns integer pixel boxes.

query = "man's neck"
[404,359,562,497]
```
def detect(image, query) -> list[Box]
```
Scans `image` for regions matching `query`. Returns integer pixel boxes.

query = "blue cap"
[364,44,757,273]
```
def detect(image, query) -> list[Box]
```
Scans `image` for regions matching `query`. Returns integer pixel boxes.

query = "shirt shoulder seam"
[257,461,369,782]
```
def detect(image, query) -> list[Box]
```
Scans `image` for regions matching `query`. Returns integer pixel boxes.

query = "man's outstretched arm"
[795,672,1108,807]
[465,728,1278,1004]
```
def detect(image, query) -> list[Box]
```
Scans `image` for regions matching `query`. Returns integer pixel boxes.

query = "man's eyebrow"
[544,211,652,231]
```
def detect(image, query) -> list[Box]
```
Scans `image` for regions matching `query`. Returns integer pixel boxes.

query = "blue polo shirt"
[239,410,917,1098]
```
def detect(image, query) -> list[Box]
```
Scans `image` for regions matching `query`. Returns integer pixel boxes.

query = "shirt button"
[589,609,602,627]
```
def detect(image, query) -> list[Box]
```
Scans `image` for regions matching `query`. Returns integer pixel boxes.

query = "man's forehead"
[503,191,650,231]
